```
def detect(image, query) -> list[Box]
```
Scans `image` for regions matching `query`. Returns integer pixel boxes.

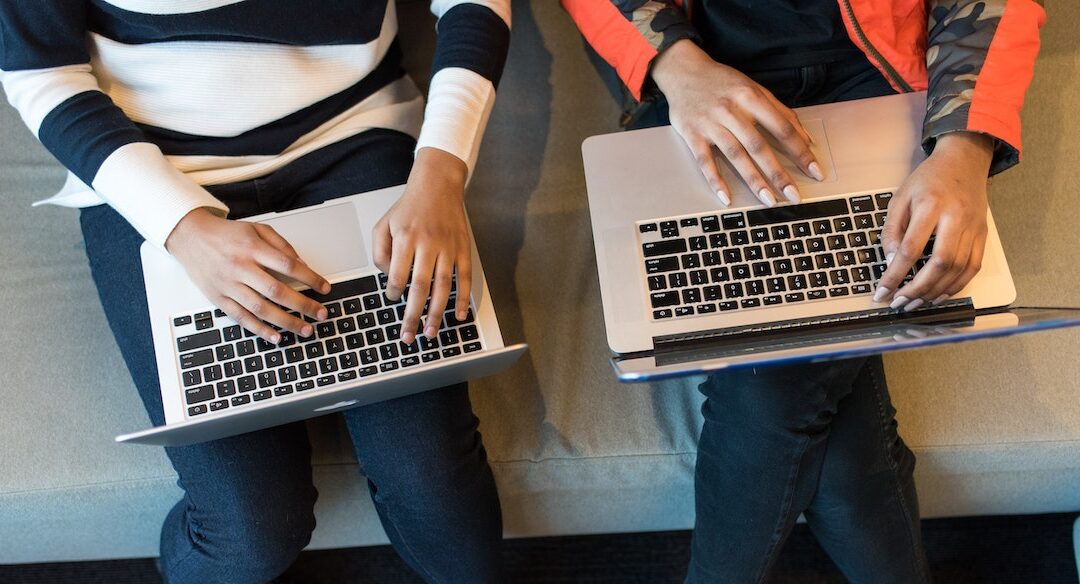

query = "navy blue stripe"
[38,91,146,184]
[135,42,405,157]
[432,4,510,88]
[0,3,89,70]
[87,0,387,46]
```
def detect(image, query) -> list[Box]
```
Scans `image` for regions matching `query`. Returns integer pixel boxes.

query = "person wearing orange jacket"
[563,0,1044,581]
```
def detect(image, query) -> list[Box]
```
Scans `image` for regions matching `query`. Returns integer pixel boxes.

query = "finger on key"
[454,251,472,321]
[217,296,282,344]
[401,250,436,345]
[229,284,304,343]
[914,227,973,309]
[424,254,455,340]
[247,268,325,329]
[371,217,393,275]
[874,195,911,303]
[878,212,939,310]
[384,237,415,302]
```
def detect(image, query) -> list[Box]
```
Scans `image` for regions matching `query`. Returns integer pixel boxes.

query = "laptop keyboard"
[638,192,932,320]
[171,273,483,418]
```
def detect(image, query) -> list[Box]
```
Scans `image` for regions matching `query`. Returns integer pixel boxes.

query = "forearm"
[923,0,1045,175]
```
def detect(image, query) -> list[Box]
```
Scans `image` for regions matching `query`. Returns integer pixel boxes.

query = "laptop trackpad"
[256,202,368,279]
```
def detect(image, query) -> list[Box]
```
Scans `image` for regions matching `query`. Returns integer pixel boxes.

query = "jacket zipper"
[838,0,914,92]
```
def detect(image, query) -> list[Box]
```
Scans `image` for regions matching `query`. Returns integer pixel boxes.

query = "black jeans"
[79,130,503,584]
[629,58,931,583]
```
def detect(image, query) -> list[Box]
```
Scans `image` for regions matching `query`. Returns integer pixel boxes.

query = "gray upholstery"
[1,0,1077,564]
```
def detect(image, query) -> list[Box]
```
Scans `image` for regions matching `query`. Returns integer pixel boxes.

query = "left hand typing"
[875,132,995,311]
[373,147,473,346]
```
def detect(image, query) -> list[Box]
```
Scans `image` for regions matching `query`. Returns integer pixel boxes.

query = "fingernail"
[782,185,801,203]
[301,325,313,338]
[885,252,895,266]
[402,332,414,344]
[808,162,825,182]
[321,282,331,294]
[425,326,437,338]
[757,188,776,207]
[317,308,328,321]
[457,309,468,320]
[270,334,281,344]
[890,295,909,310]
[873,286,891,303]
[932,294,950,306]
[903,298,925,312]
[716,189,730,206]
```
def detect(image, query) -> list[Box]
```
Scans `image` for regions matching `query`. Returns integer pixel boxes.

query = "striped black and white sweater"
[0,0,511,248]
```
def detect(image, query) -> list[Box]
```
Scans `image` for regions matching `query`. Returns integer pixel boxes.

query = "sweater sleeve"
[0,2,228,248]
[560,0,699,101]
[415,0,511,175]
[923,0,1046,175]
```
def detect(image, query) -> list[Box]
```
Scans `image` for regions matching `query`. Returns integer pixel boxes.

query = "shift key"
[177,329,222,352]
[642,239,687,257]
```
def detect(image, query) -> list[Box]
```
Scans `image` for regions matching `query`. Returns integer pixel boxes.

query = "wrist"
[650,39,709,96]
[410,147,468,201]
[165,207,216,253]
[931,132,994,174]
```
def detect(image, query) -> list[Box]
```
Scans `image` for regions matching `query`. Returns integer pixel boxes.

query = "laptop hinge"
[651,298,976,353]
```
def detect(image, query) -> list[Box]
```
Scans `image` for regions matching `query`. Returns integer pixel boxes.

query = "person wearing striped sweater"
[1,1,510,581]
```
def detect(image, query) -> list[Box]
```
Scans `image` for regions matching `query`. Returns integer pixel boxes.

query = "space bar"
[747,198,850,226]
[301,275,379,303]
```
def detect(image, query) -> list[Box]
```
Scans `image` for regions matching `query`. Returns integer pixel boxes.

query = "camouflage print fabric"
[612,0,700,55]
[925,0,1016,174]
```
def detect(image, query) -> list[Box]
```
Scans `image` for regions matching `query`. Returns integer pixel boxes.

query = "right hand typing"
[165,208,332,344]
[650,39,824,207]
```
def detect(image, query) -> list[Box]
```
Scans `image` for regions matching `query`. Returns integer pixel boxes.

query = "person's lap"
[80,129,501,584]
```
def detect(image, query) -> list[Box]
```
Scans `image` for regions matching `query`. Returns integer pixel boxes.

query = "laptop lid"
[611,307,1080,382]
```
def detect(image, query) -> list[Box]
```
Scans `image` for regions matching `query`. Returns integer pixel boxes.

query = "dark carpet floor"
[1,513,1076,583]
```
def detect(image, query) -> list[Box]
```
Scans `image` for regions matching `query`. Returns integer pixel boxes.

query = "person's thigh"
[687,358,865,583]
[258,129,504,581]
[79,204,318,584]
[803,357,929,583]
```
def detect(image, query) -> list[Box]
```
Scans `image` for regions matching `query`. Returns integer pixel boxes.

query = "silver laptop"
[117,185,526,446]
[582,92,1080,381]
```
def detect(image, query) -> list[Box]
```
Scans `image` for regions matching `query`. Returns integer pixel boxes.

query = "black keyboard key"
[703,285,722,301]
[355,366,376,377]
[721,212,746,229]
[731,264,751,280]
[362,294,382,311]
[702,251,722,266]
[325,338,345,354]
[810,272,829,288]
[659,220,679,238]
[235,339,255,357]
[648,275,667,290]
[209,399,229,412]
[317,375,336,387]
[185,384,215,405]
[784,292,806,303]
[316,321,336,338]
[690,270,708,286]
[815,254,836,269]
[295,380,315,391]
[875,212,888,227]
[222,325,242,342]
[751,228,769,243]
[223,360,243,378]
[338,370,359,382]
[766,277,786,293]
[852,284,872,295]
[279,366,298,383]
[653,309,673,319]
[785,240,805,255]
[305,342,325,360]
[872,263,887,280]
[875,192,893,210]
[339,352,359,369]
[723,283,744,298]
[674,306,694,317]
[257,371,277,388]
[401,355,422,368]
[669,272,688,288]
[857,249,877,264]
[833,217,853,232]
[749,198,849,226]
[787,274,808,290]
[646,257,680,274]
[243,356,263,373]
[854,214,875,230]
[730,230,749,246]
[771,225,791,240]
[231,394,251,406]
[773,259,793,274]
[324,302,342,319]
[681,288,701,304]
[214,309,226,318]
[173,315,192,327]
[256,338,276,352]
[318,357,339,374]
[375,308,395,325]
[813,219,832,235]
[301,276,378,304]
[806,238,826,253]
[264,351,284,368]
[359,348,379,365]
[643,239,687,258]
[380,362,401,373]
[419,335,439,351]
[829,287,850,297]
[741,298,761,309]
[284,346,304,364]
[701,216,721,232]
[442,346,462,358]
[752,262,772,277]
[792,222,811,237]
[439,328,460,346]
[681,254,701,269]
[237,375,257,392]
[744,246,763,261]
[343,298,363,314]
[203,365,223,382]
[463,342,482,353]
[345,333,365,350]
[837,251,856,267]
[422,351,442,363]
[718,301,738,311]
[852,266,872,282]
[216,380,236,397]
[639,222,658,233]
[696,303,717,314]
[385,324,401,341]
[299,362,318,379]
[378,344,399,361]
[252,390,272,401]
[182,370,202,387]
[459,325,480,342]
[765,243,784,258]
[807,289,827,300]
[710,267,730,283]
[680,217,698,228]
[215,344,234,361]
[195,318,214,331]
[180,349,214,370]
[848,232,869,248]
[850,195,874,213]
[723,248,742,263]
[745,280,765,296]
[830,269,851,285]
[763,295,782,306]
[827,235,847,250]
[709,233,728,248]
[650,291,680,308]
[188,404,208,416]
[177,329,222,353]
[273,385,294,397]
[794,256,814,272]
[689,236,707,251]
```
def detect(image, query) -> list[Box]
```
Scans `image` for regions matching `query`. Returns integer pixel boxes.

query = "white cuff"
[415,67,496,177]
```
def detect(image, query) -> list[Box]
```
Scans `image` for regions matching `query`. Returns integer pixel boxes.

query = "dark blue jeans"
[628,58,930,583]
[80,130,503,584]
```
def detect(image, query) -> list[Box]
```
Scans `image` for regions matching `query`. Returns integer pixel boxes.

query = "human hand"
[373,147,472,346]
[874,132,995,311]
[650,39,824,207]
[165,208,331,343]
